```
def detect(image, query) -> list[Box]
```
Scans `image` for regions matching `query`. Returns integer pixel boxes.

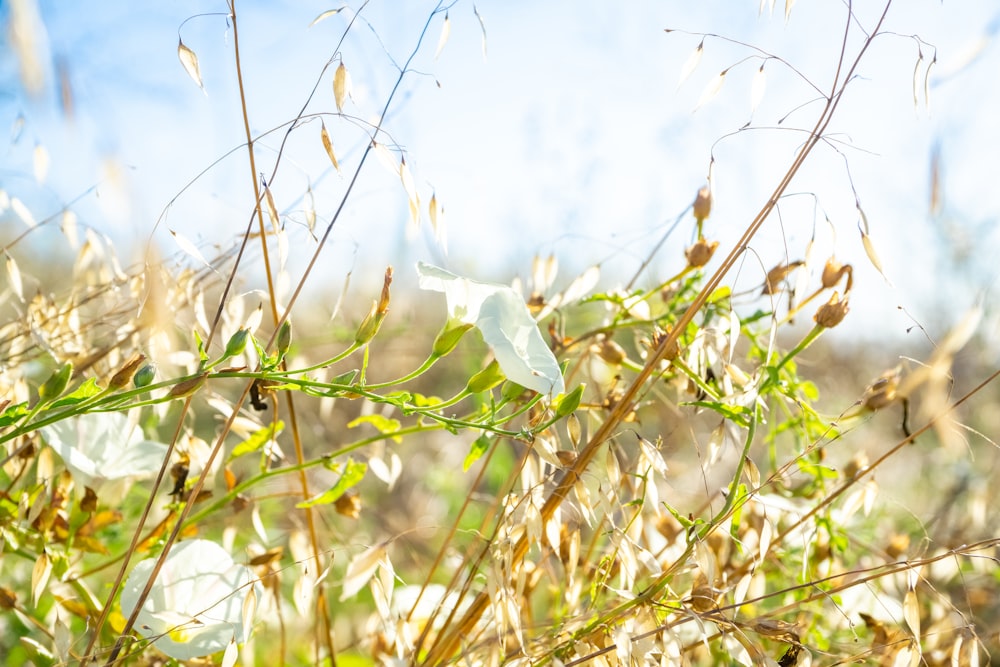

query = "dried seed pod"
[813,291,849,328]
[692,186,712,222]
[685,237,719,268]
[596,336,627,365]
[861,368,900,410]
[762,261,804,295]
[108,354,147,390]
[334,491,361,519]
[821,257,853,291]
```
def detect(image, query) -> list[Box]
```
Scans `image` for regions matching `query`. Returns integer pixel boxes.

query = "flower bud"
[813,291,849,328]
[466,359,505,394]
[276,320,292,357]
[684,238,719,268]
[354,300,383,345]
[133,363,156,389]
[432,322,473,358]
[222,328,250,360]
[39,362,73,403]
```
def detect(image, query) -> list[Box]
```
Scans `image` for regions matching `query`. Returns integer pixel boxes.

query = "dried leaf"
[169,228,211,268]
[241,585,257,644]
[264,185,279,228]
[860,231,890,284]
[32,552,52,606]
[309,7,344,27]
[11,197,36,227]
[341,542,386,600]
[320,120,341,172]
[61,210,78,248]
[5,252,23,301]
[221,638,238,667]
[677,39,704,88]
[694,70,727,112]
[784,0,797,21]
[903,589,921,639]
[33,143,49,184]
[435,12,451,59]
[473,4,488,59]
[400,157,420,231]
[177,38,205,91]
[333,61,351,113]
[751,64,766,113]
[923,54,935,111]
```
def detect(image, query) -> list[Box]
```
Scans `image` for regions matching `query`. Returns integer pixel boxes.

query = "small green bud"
[276,320,292,356]
[466,359,506,394]
[222,328,250,360]
[432,322,473,358]
[500,380,526,402]
[354,300,384,346]
[39,362,73,403]
[133,363,156,389]
[552,384,585,420]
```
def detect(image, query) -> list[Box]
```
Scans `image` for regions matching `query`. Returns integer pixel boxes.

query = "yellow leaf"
[434,12,451,60]
[320,120,340,172]
[333,62,351,113]
[177,38,204,91]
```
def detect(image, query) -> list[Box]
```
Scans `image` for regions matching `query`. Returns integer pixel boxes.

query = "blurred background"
[1,0,998,343]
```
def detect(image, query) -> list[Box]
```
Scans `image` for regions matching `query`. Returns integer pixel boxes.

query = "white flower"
[416,262,565,396]
[41,411,168,498]
[120,539,259,660]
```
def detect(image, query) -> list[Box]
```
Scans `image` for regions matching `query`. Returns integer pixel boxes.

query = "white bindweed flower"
[416,262,565,396]
[41,411,168,499]
[121,539,259,660]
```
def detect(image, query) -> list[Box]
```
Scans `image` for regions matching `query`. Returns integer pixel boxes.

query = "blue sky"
[2,1,999,342]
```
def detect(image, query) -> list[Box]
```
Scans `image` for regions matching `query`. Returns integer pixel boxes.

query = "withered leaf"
[177,38,205,91]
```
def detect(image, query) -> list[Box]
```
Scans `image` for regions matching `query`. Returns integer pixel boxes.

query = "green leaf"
[297,458,366,508]
[329,369,359,387]
[193,329,209,363]
[347,414,402,443]
[683,400,752,426]
[50,377,104,408]
[0,401,29,427]
[229,421,285,460]
[463,434,491,471]
[706,285,732,304]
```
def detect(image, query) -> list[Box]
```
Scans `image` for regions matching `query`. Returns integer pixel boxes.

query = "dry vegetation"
[1,2,998,666]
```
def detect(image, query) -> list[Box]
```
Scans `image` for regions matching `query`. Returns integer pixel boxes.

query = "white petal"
[417,262,565,395]
[121,540,258,660]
